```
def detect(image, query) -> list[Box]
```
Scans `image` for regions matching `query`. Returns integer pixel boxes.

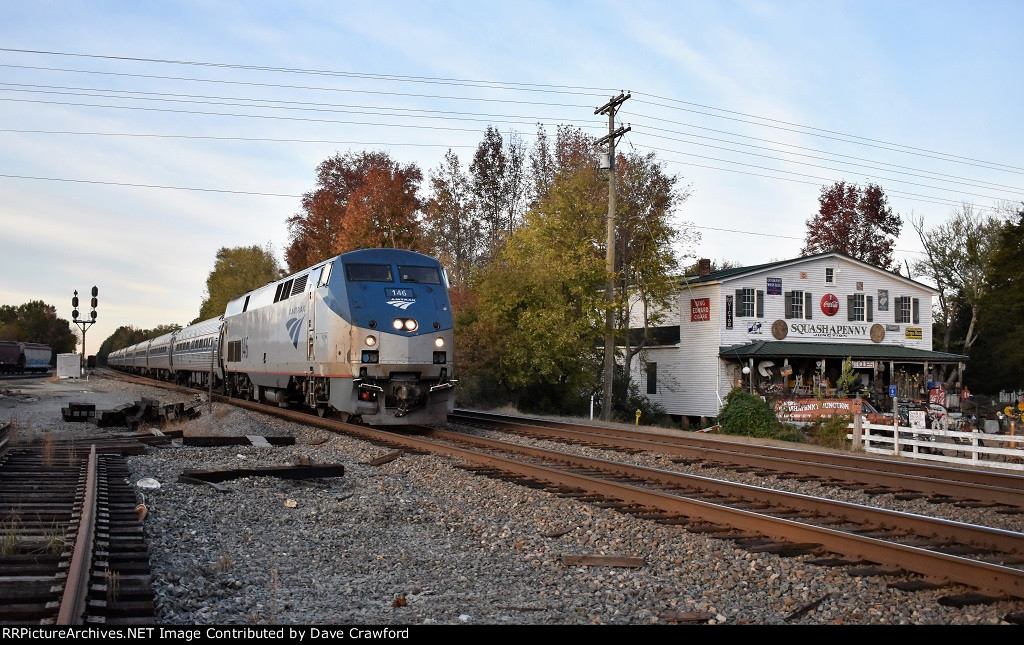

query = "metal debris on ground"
[177,475,230,493]
[560,554,645,568]
[783,593,830,621]
[660,611,713,624]
[136,477,161,490]
[178,436,295,447]
[178,463,346,483]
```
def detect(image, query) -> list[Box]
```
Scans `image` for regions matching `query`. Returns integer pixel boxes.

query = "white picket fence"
[847,422,1024,472]
[999,390,1024,404]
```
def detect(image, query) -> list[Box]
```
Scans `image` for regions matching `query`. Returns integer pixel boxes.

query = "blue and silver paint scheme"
[221,248,455,425]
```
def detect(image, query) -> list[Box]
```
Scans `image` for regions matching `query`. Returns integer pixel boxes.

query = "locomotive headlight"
[434,337,445,348]
[393,319,404,330]
[365,335,377,347]
[404,319,418,331]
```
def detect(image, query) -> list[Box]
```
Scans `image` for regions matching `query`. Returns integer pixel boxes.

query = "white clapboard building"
[633,252,967,422]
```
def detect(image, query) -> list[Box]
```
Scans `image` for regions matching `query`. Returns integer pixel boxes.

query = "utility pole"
[595,92,630,422]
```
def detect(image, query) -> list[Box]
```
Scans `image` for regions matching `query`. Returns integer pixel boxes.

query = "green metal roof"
[683,251,937,293]
[719,340,967,363]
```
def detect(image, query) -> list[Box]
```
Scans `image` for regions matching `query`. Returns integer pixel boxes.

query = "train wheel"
[316,405,328,418]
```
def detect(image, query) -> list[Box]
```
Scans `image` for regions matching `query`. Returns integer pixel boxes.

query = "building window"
[847,293,873,322]
[646,362,657,395]
[895,296,919,324]
[785,291,812,320]
[736,288,762,318]
[825,267,834,284]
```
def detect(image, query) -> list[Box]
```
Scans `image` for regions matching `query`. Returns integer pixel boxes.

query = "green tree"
[461,134,694,417]
[424,149,480,290]
[469,127,528,262]
[912,204,1006,385]
[966,207,1024,393]
[197,245,283,322]
[469,174,607,413]
[616,151,696,379]
[96,324,180,365]
[0,300,76,355]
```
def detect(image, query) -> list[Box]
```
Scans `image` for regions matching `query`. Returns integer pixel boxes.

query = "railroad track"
[450,409,1024,511]
[0,430,154,624]
[95,373,1024,616]
[189,396,1022,610]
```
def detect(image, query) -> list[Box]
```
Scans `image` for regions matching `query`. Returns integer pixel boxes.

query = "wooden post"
[852,401,863,452]
[892,396,900,455]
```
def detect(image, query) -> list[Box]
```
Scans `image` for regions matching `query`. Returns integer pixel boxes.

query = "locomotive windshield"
[345,264,393,282]
[398,266,441,284]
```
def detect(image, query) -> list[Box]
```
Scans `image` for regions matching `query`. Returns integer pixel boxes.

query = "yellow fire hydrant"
[635,409,642,425]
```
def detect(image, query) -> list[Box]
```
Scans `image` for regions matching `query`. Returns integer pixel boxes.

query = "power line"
[633,94,1024,174]
[0,96,594,134]
[0,83,595,124]
[0,63,597,108]
[641,142,1014,205]
[0,128,477,148]
[0,173,300,197]
[0,48,618,96]
[624,113,1024,191]
[2,46,1017,176]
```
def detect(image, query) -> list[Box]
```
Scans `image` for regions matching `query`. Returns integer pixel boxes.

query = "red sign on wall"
[820,293,839,316]
[691,298,710,322]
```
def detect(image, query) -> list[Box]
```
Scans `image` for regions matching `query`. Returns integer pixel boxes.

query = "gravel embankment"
[1,374,1021,625]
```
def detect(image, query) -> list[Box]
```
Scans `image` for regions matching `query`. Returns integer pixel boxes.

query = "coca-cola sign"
[820,293,839,317]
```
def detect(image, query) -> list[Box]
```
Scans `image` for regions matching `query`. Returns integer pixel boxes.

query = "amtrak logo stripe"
[285,316,305,348]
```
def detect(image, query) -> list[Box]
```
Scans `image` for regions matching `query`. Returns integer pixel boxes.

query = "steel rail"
[56,444,97,625]
[219,396,1024,599]
[430,428,1024,553]
[451,410,1024,508]
[456,409,1024,489]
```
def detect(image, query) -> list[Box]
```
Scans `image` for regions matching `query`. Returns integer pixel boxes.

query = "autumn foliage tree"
[285,151,424,272]
[802,181,902,270]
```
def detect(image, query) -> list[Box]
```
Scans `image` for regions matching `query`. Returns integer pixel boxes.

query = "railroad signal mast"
[72,286,98,372]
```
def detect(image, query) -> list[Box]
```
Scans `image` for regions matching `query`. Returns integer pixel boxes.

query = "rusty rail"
[56,445,97,625]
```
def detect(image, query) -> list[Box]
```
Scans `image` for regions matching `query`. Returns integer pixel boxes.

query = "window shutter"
[805,292,812,319]
[895,296,901,323]
[784,292,793,319]
[756,290,764,317]
[847,295,855,321]
[913,298,920,324]
[866,296,873,322]
[735,290,743,316]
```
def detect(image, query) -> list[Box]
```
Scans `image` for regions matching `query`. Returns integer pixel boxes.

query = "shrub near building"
[715,388,805,443]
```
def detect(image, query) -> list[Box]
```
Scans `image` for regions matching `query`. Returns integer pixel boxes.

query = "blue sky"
[1,1,1021,353]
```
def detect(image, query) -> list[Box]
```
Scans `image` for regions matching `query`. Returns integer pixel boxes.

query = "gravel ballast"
[2,374,1021,625]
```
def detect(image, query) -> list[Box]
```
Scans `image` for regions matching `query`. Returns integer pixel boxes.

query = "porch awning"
[719,340,967,364]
